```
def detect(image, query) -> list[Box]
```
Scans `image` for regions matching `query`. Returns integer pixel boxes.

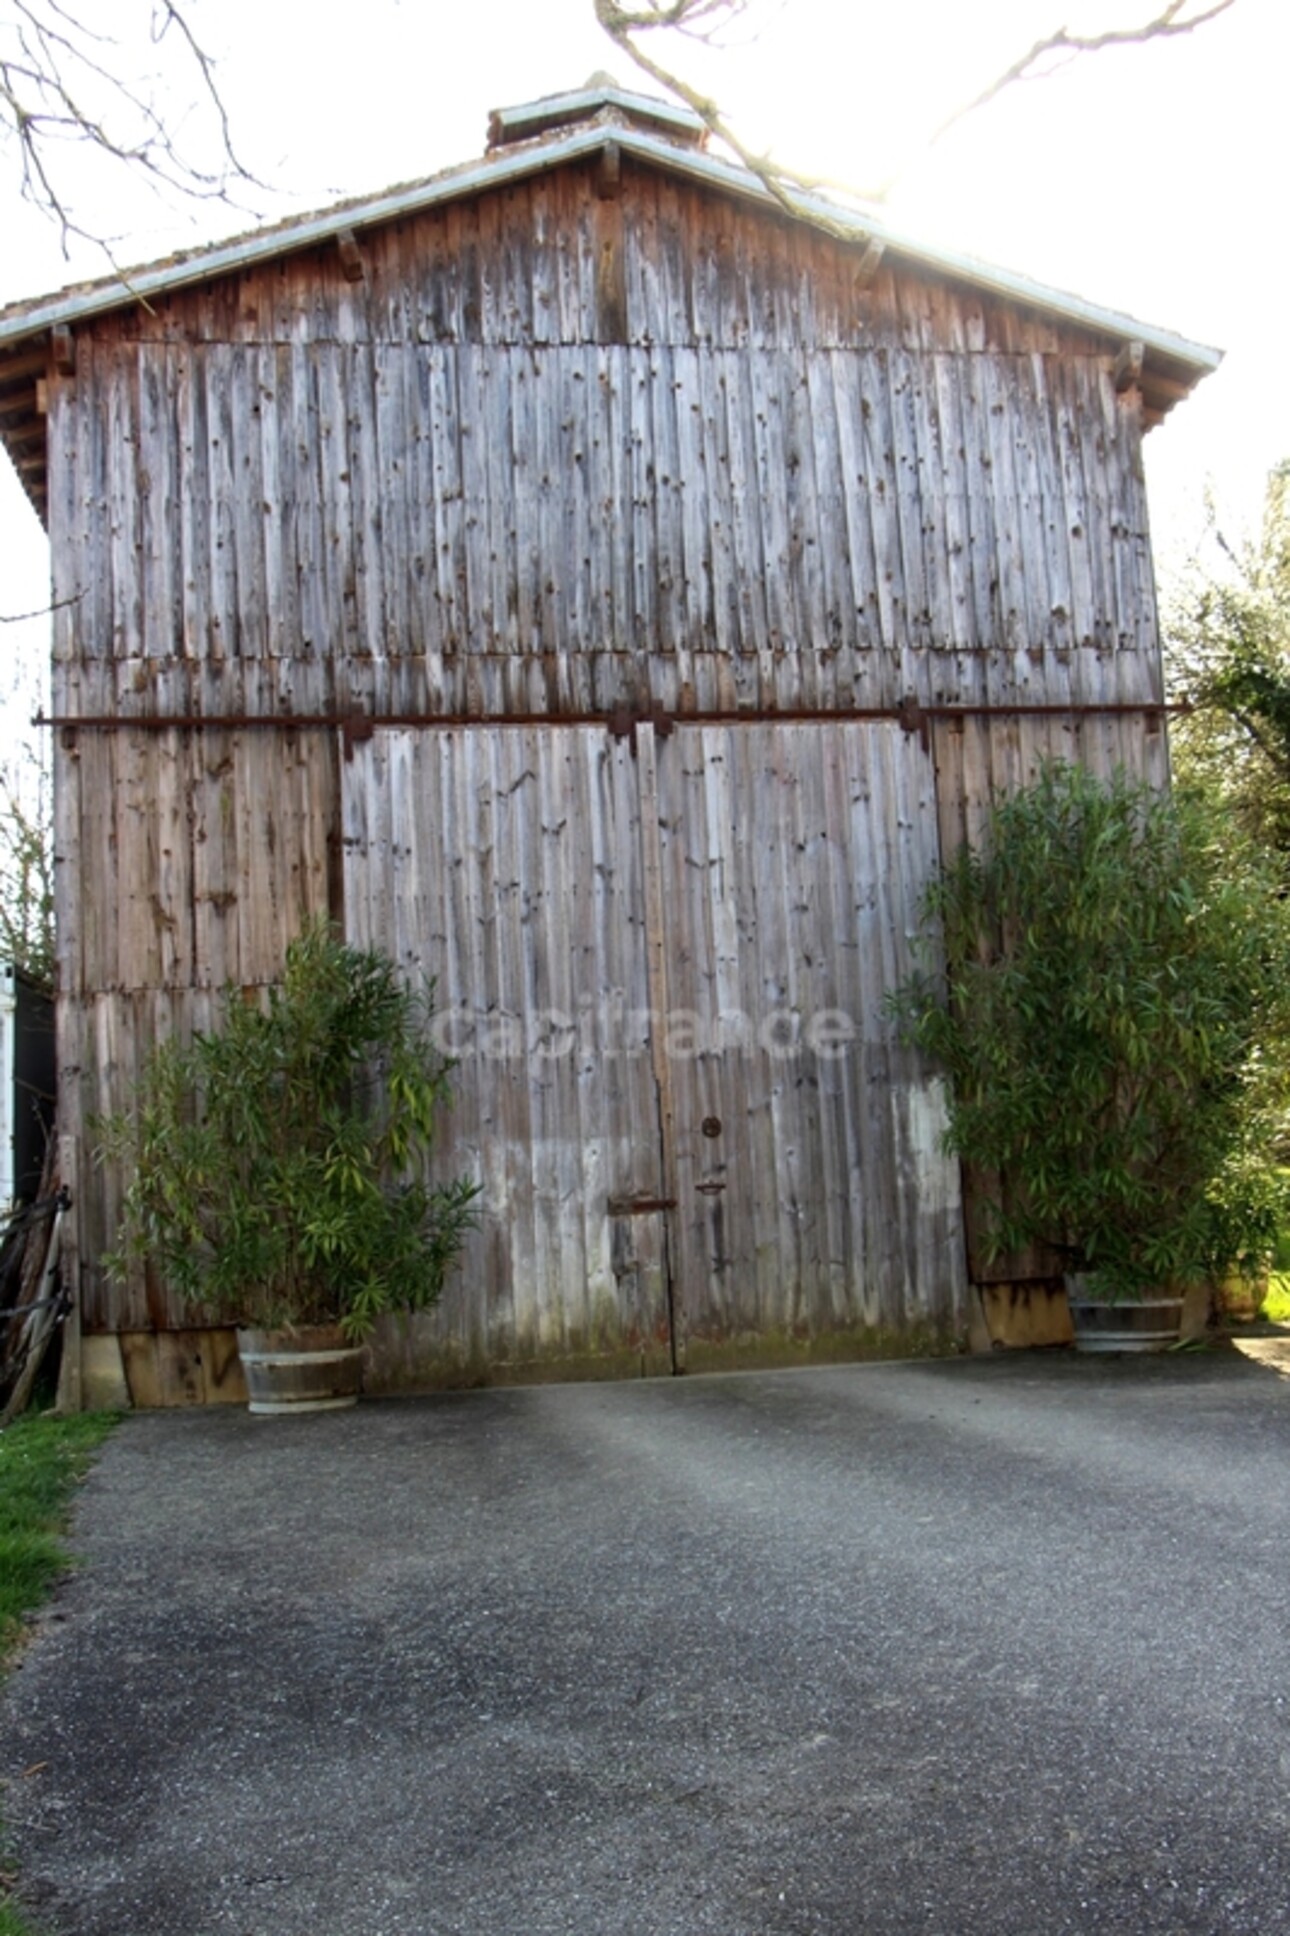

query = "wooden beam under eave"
[0,389,38,422]
[336,229,366,283]
[7,421,46,455]
[852,237,886,295]
[1113,340,1145,393]
[0,345,50,384]
[1143,370,1196,404]
[596,139,622,199]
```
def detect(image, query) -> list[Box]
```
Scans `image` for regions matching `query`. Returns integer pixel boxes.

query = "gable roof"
[0,79,1221,523]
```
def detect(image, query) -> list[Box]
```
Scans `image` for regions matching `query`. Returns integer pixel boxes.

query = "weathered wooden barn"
[0,81,1218,1404]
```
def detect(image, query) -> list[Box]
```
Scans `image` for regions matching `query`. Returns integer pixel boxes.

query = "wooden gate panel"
[656,721,969,1352]
[343,726,671,1375]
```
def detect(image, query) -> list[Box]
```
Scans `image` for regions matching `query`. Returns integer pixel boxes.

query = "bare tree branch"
[593,0,868,231]
[152,0,248,176]
[595,0,1241,219]
[0,594,80,624]
[0,0,260,255]
[1228,704,1290,782]
[920,2,1240,158]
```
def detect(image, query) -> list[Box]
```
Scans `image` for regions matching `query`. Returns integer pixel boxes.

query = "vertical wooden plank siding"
[46,154,1171,1373]
[55,179,1158,722]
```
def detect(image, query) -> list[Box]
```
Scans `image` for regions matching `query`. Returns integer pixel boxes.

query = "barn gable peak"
[0,73,1222,523]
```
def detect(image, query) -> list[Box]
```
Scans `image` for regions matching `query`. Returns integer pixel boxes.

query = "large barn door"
[342,726,675,1376]
[651,720,968,1359]
[342,717,967,1380]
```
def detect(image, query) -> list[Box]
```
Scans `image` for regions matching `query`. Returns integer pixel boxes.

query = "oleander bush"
[101,922,479,1338]
[893,763,1290,1298]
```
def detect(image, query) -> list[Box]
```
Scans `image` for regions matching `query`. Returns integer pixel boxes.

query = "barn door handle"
[695,1180,726,1196]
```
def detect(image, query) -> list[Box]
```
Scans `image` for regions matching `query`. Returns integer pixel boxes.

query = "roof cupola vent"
[486,77,707,153]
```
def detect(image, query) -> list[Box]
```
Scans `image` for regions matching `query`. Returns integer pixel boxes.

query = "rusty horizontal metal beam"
[36,699,1190,738]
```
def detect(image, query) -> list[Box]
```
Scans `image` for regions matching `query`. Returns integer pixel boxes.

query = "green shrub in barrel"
[892,762,1290,1311]
[101,922,479,1405]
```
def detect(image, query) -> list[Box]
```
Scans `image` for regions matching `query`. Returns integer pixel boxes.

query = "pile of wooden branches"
[0,1142,70,1428]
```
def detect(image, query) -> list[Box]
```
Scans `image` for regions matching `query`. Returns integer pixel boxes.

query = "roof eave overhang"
[0,123,1223,373]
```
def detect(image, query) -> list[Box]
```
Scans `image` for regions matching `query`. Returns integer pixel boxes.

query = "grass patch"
[0,1409,118,1934]
[1260,1273,1290,1323]
[0,1412,117,1670]
[0,1903,41,1936]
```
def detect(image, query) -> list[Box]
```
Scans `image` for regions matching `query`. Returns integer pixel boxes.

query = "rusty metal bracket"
[608,703,674,752]
[607,1195,678,1217]
[340,714,376,762]
[896,692,929,750]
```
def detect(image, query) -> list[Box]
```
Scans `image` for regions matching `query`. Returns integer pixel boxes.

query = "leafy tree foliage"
[1167,461,1290,877]
[0,760,53,990]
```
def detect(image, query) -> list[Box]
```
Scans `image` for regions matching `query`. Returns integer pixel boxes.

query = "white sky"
[2,0,1287,760]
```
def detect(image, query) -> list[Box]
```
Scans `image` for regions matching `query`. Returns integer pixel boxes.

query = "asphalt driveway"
[3,1348,1290,1935]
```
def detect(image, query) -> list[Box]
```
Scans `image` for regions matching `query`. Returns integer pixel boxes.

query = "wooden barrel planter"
[235,1325,364,1414]
[1065,1284,1184,1354]
[1216,1269,1268,1322]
